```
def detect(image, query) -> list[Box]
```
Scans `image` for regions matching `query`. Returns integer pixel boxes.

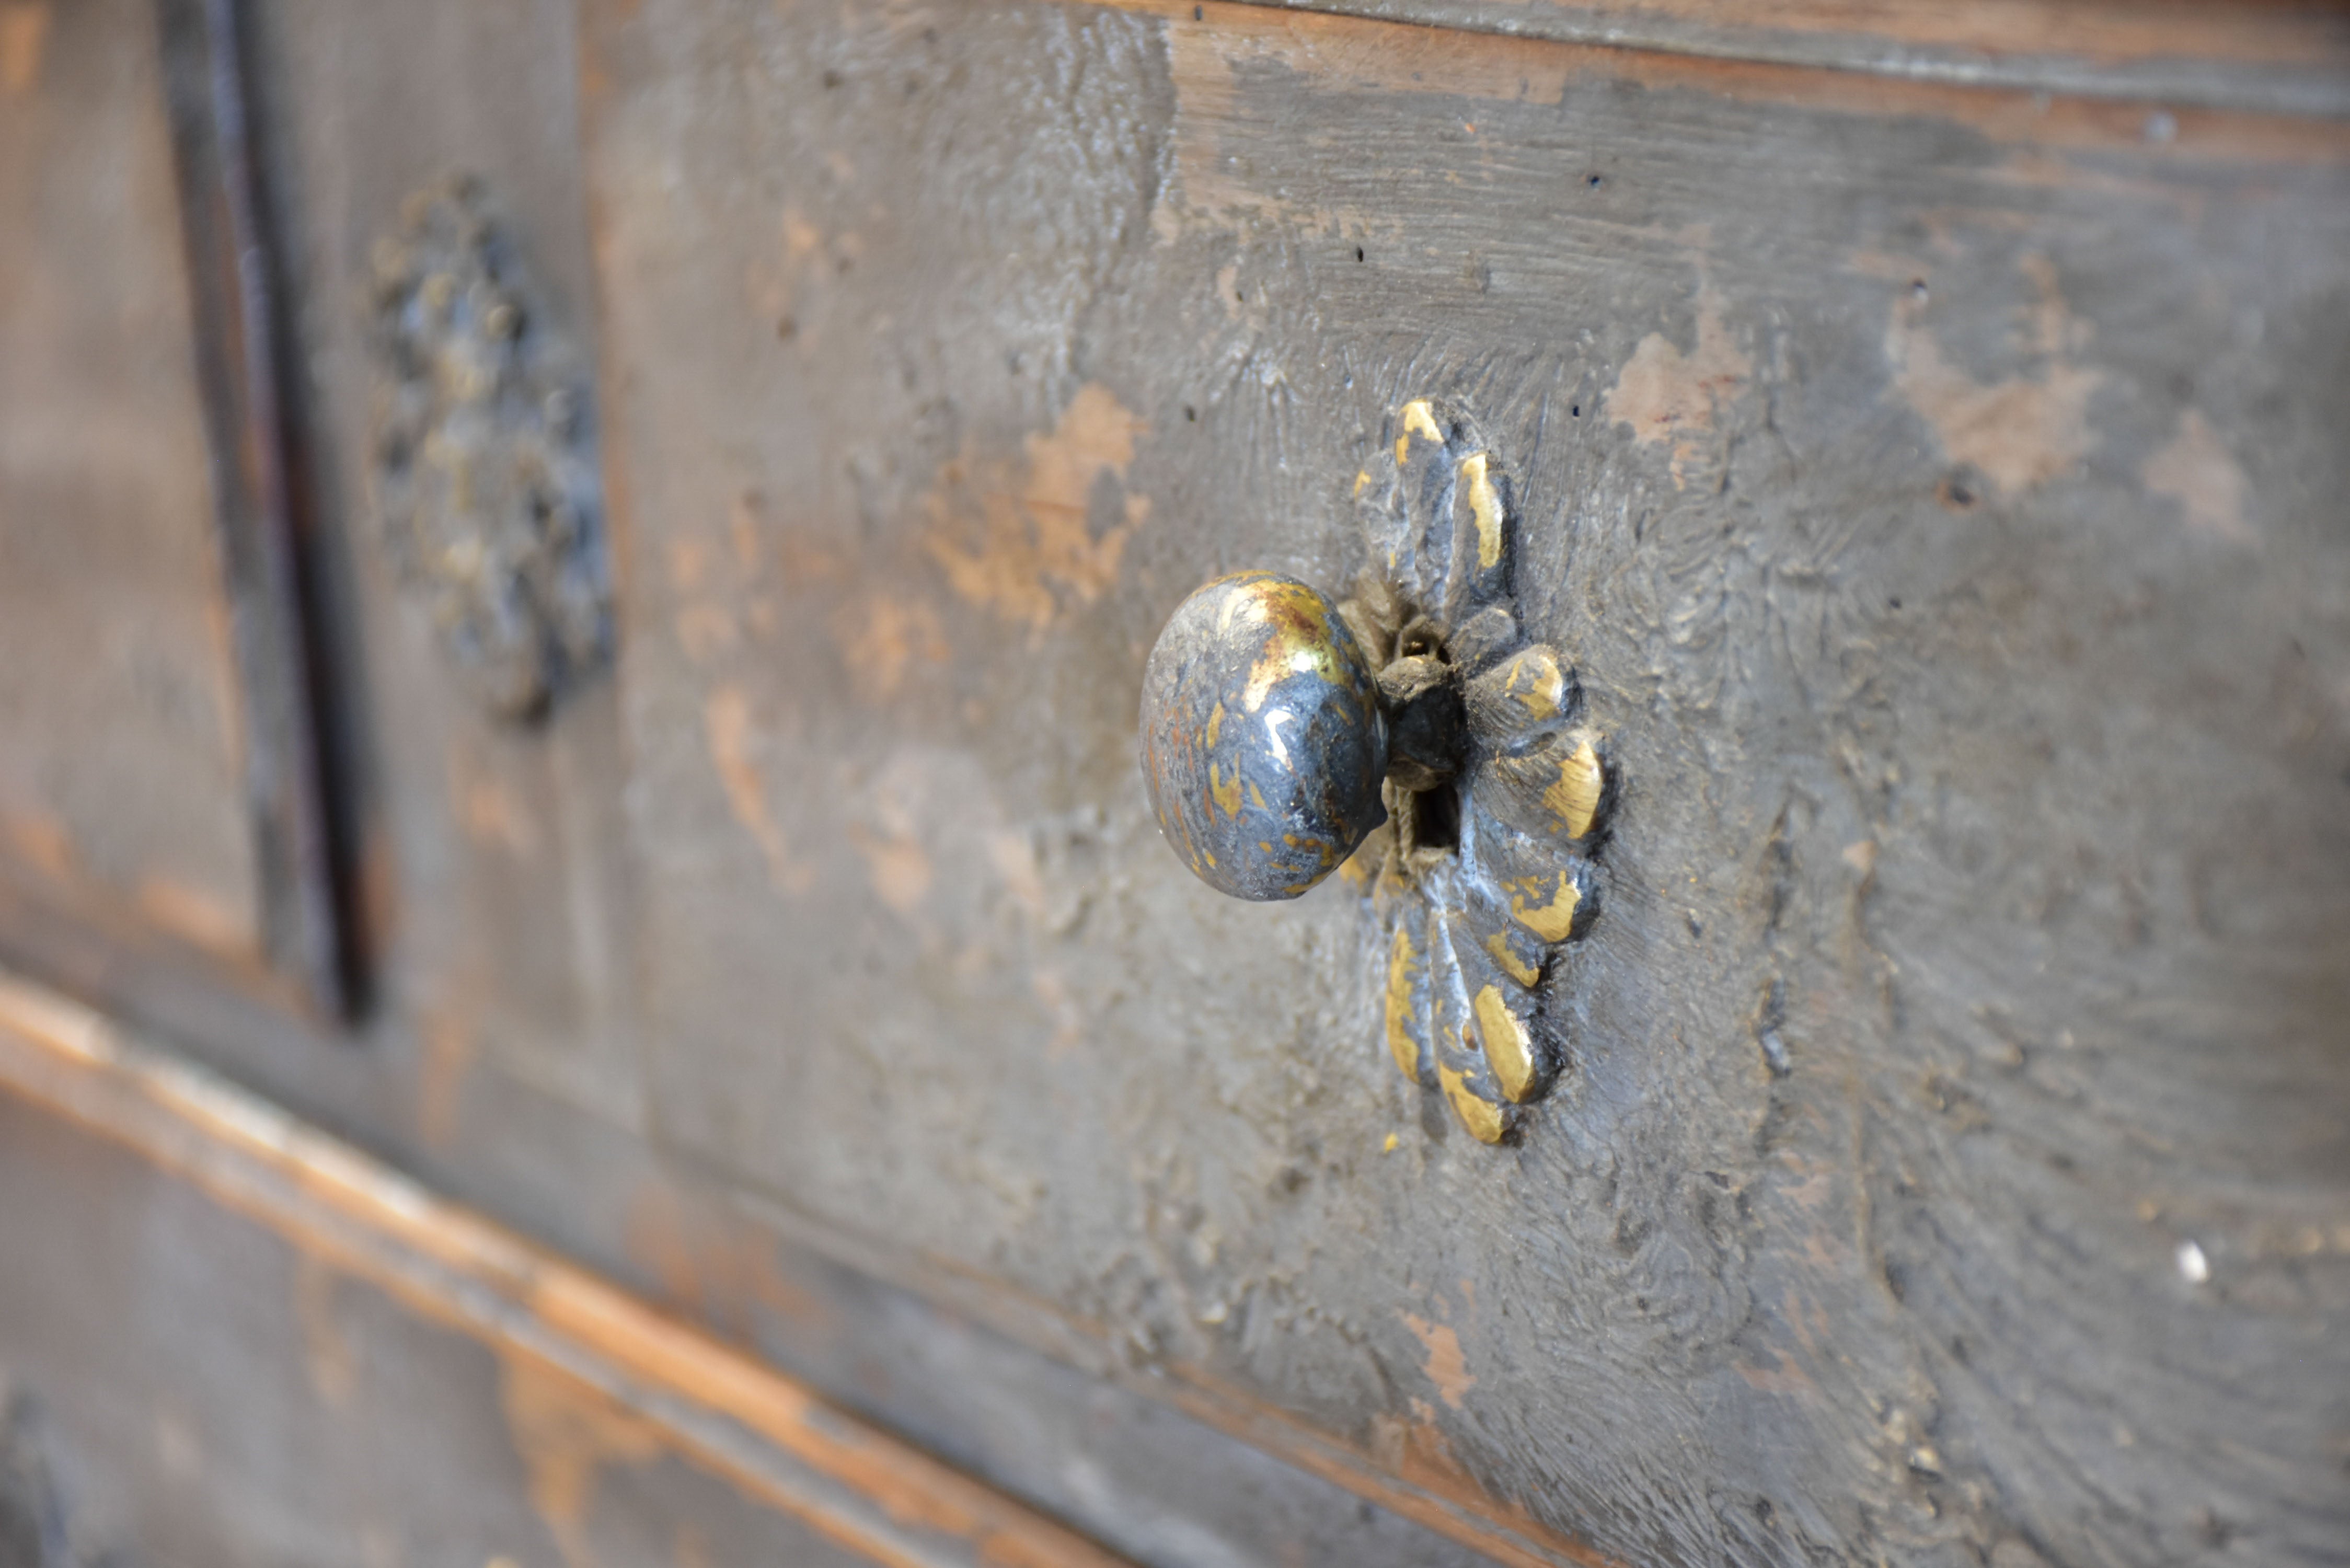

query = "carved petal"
[1354,397,1516,628]
[1443,872,1557,1104]
[1426,897,1525,1141]
[1465,644,1573,742]
[1468,797,1601,947]
[1480,727,1612,845]
[1382,909,1435,1087]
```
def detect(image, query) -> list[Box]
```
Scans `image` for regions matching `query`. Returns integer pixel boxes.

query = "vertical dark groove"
[153,0,360,1022]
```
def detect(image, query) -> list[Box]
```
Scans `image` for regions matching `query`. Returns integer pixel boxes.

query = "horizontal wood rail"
[1219,0,2350,117]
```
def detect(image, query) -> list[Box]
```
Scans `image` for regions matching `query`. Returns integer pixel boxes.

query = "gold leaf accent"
[1232,577,1349,713]
[1460,451,1504,569]
[1484,932,1539,988]
[1439,1060,1506,1145]
[1209,760,1241,818]
[1396,398,1442,464]
[1543,737,1604,839]
[1510,872,1581,943]
[1385,926,1423,1080]
[1473,985,1537,1102]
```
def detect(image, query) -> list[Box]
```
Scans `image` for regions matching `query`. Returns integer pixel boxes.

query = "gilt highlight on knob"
[1137,571,1389,901]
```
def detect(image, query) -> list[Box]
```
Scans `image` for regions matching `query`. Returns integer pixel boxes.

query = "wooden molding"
[1219,0,2350,118]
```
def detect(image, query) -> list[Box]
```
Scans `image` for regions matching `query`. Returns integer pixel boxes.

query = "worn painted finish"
[0,976,1128,1568]
[1141,571,1389,899]
[9,0,2349,1564]
[0,0,263,972]
[36,1,1518,1560]
[578,2,2350,1563]
[1224,0,2350,117]
[0,0,348,1020]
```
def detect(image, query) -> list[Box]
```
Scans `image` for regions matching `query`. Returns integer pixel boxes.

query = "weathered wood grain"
[574,2,2350,1562]
[0,0,347,1019]
[0,972,1135,1568]
[20,0,2344,1561]
[1226,0,2350,118]
[0,0,264,975]
[131,3,1524,1560]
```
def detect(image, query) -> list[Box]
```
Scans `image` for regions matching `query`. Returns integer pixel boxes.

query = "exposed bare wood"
[1223,0,2350,117]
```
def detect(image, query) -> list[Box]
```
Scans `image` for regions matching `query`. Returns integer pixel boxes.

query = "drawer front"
[6,3,2343,1565]
[579,2,2350,1562]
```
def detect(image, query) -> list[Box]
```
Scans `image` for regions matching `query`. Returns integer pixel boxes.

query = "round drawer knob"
[1138,571,1388,900]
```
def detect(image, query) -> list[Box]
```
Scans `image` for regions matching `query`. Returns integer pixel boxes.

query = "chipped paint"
[0,981,1127,1568]
[417,1003,478,1149]
[1367,1401,1482,1498]
[1209,760,1242,817]
[1,807,73,881]
[294,1253,358,1409]
[1401,1312,1478,1408]
[623,1186,828,1342]
[1886,254,2101,497]
[1235,577,1352,713]
[1145,0,2350,179]
[450,743,542,859]
[835,592,950,702]
[0,2,48,95]
[848,821,934,918]
[500,1356,666,1568]
[2145,408,2254,545]
[705,686,815,895]
[1399,398,1444,462]
[1483,646,1564,724]
[134,876,250,958]
[1604,278,1753,489]
[924,383,1150,633]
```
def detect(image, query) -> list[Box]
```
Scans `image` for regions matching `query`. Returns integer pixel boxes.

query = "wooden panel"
[0,972,1128,1568]
[0,0,258,963]
[0,0,341,1018]
[579,3,2350,1564]
[238,0,645,1119]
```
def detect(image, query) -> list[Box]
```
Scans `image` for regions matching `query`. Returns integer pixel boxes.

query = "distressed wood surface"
[1226,0,2350,117]
[0,0,345,1019]
[0,973,1134,1568]
[102,1,1515,1561]
[575,2,2350,1563]
[0,0,266,977]
[9,0,2347,1563]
